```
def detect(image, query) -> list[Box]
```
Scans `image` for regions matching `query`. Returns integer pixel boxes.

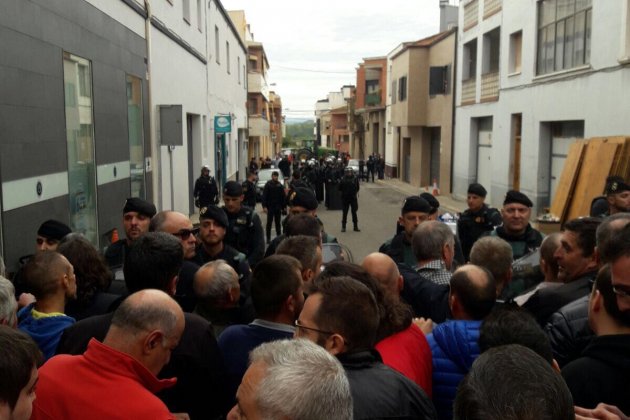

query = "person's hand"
[171,413,190,420]
[413,317,434,335]
[18,293,36,309]
[575,404,629,420]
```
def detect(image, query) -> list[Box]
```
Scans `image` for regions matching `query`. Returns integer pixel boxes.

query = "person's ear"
[590,289,602,313]
[303,268,314,283]
[228,286,240,304]
[143,330,164,355]
[167,276,178,296]
[325,333,346,356]
[397,275,404,293]
[398,216,404,226]
[551,358,561,374]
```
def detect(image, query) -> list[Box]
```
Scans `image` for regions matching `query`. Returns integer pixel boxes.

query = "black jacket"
[523,271,596,326]
[562,334,630,413]
[545,295,593,367]
[241,180,257,208]
[398,264,451,323]
[485,224,544,260]
[338,174,359,200]
[193,175,218,207]
[457,204,502,261]
[56,312,231,420]
[338,350,437,420]
[223,206,265,268]
[262,180,285,211]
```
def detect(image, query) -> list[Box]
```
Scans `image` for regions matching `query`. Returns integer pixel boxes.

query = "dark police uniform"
[339,170,360,231]
[223,205,265,268]
[262,177,286,242]
[241,179,257,208]
[193,173,218,208]
[486,224,544,261]
[457,204,502,261]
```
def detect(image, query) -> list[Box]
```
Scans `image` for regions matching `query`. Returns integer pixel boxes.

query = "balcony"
[483,0,501,19]
[480,72,499,102]
[249,115,270,137]
[248,72,269,101]
[365,91,381,107]
[461,79,476,104]
[464,0,479,31]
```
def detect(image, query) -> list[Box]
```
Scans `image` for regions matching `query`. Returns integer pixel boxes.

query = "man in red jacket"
[32,289,185,419]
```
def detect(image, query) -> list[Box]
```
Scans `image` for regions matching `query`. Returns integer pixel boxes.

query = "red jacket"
[376,323,433,397]
[32,339,176,420]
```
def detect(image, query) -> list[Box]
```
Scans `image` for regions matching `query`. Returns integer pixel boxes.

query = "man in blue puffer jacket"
[426,265,496,420]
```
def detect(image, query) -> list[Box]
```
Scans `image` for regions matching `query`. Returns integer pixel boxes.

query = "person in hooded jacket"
[426,265,496,420]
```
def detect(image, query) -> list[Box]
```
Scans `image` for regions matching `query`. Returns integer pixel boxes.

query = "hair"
[249,338,353,420]
[469,236,513,285]
[193,260,238,302]
[562,217,601,258]
[58,233,112,313]
[539,233,562,279]
[22,252,68,300]
[453,344,574,420]
[593,264,630,327]
[412,221,454,261]
[309,275,379,351]
[123,232,183,293]
[450,266,496,320]
[479,306,554,364]
[111,292,179,338]
[317,261,412,341]
[0,256,5,277]
[0,326,43,411]
[276,235,320,273]
[285,214,321,238]
[0,277,17,327]
[149,211,170,232]
[251,255,302,318]
[596,213,630,263]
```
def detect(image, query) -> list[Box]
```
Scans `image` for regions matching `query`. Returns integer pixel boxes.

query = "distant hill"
[285,117,314,125]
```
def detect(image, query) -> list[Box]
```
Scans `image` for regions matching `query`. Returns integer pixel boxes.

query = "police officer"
[242,172,258,209]
[193,165,219,209]
[457,183,502,261]
[262,171,286,244]
[603,176,630,216]
[339,167,360,232]
[221,181,265,268]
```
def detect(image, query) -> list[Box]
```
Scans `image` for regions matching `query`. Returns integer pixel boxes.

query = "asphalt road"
[315,181,408,264]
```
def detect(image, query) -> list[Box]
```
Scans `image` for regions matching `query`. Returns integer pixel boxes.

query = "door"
[511,114,522,191]
[476,117,493,203]
[430,128,441,185]
[403,137,411,183]
[550,121,584,204]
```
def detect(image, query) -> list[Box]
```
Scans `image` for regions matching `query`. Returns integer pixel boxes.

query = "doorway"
[402,137,411,183]
[475,117,493,203]
[430,127,441,186]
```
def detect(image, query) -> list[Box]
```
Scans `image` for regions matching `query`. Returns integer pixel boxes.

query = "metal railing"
[481,71,499,101]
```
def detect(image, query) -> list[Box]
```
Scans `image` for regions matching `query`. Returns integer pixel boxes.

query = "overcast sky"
[220,0,447,119]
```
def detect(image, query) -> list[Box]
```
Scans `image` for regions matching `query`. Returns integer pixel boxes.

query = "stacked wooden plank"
[549,136,630,224]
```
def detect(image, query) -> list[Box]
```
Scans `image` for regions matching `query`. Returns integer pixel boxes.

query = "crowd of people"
[1,171,630,420]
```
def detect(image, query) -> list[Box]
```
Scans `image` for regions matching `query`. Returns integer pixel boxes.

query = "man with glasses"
[218,255,303,401]
[606,221,630,312]
[296,276,437,420]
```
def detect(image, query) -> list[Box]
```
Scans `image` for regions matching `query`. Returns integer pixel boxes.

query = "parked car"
[256,169,285,201]
[347,159,360,174]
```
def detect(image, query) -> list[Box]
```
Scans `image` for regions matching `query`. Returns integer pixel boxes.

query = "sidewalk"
[374,177,465,215]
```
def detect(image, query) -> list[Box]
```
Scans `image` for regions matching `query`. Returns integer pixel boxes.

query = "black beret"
[223,181,243,197]
[467,183,487,197]
[123,197,157,218]
[199,205,229,228]
[401,196,432,215]
[287,187,318,211]
[420,193,440,214]
[37,219,72,241]
[605,176,630,195]
[503,190,533,208]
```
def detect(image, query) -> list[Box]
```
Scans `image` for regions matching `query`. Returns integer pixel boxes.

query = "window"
[215,26,220,64]
[183,0,190,24]
[398,76,407,101]
[249,58,257,71]
[226,41,230,74]
[463,39,477,80]
[196,0,202,31]
[482,27,500,74]
[509,31,523,73]
[126,75,146,198]
[238,56,241,84]
[248,99,258,115]
[429,66,450,95]
[536,0,592,75]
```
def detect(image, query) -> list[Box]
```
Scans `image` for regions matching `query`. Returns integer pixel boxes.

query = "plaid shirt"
[416,259,452,286]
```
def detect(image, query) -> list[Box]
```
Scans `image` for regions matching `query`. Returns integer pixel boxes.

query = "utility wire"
[273,65,355,75]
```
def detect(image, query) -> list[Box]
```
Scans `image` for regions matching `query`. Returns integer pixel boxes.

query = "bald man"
[33,290,185,419]
[362,252,403,300]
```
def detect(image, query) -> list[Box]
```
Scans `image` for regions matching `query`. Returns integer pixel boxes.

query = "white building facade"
[453,0,630,214]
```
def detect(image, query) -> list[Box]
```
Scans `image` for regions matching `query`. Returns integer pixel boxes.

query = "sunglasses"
[172,227,200,240]
[612,284,630,298]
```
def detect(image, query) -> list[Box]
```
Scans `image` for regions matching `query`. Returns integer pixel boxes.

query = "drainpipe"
[144,0,161,209]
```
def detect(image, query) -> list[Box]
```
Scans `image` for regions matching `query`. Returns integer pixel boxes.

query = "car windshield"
[258,170,275,183]
[348,159,359,166]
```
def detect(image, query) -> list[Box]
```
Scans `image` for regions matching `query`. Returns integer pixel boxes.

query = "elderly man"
[0,277,17,327]
[362,252,404,300]
[413,221,455,286]
[523,217,600,325]
[18,252,77,360]
[219,255,304,400]
[457,183,502,261]
[485,190,544,260]
[33,290,185,419]
[426,265,496,420]
[105,197,156,269]
[227,338,353,420]
[193,260,247,336]
[296,276,437,419]
[0,326,42,420]
[380,195,432,268]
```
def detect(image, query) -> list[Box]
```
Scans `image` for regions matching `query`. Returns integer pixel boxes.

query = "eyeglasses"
[172,227,200,240]
[612,284,630,298]
[294,319,334,336]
